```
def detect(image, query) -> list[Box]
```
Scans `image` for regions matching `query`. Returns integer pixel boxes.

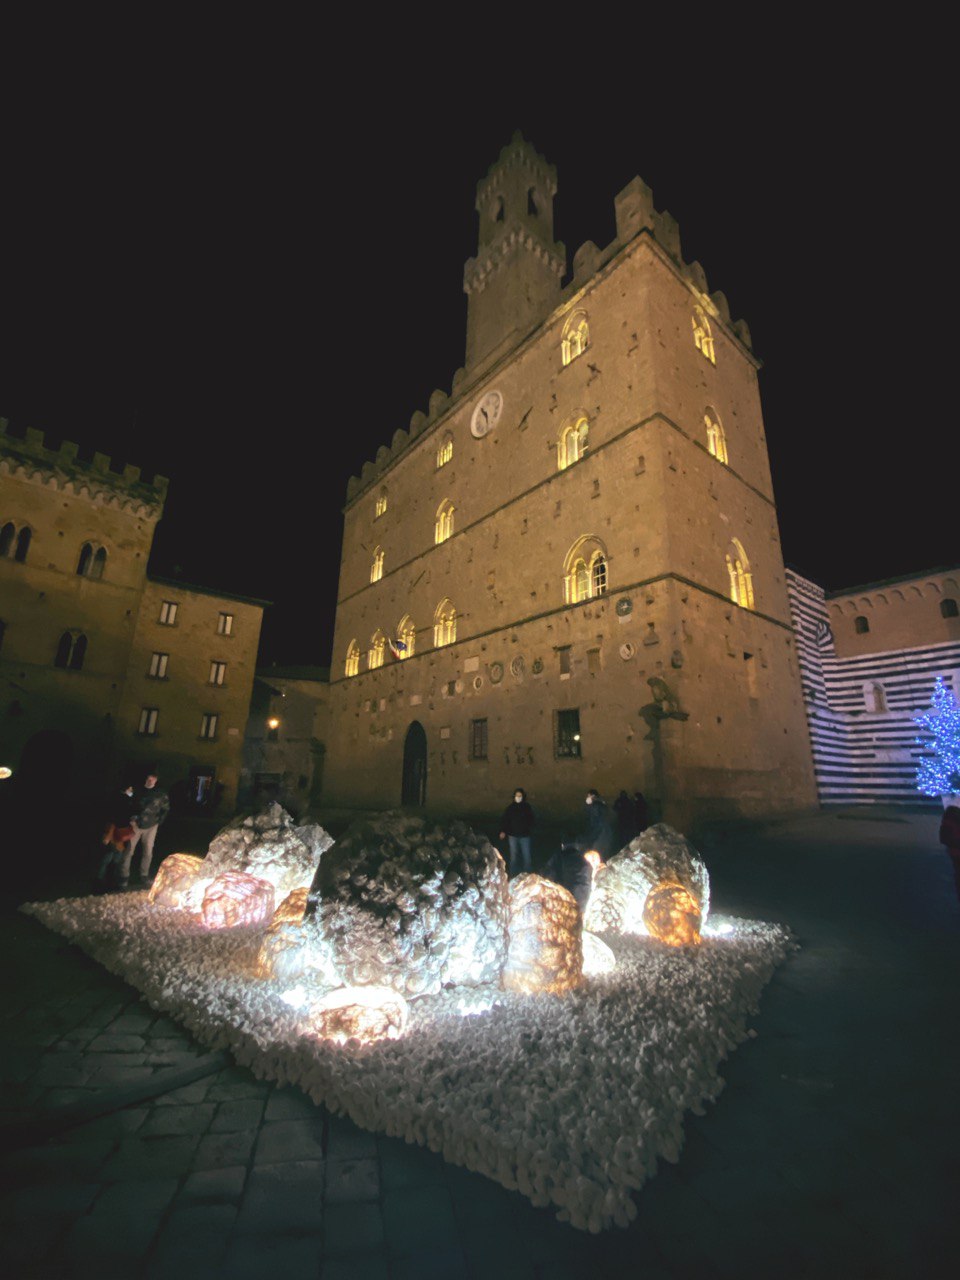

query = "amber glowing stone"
[642,882,702,946]
[200,871,276,930]
[272,887,309,926]
[503,873,583,995]
[307,986,409,1045]
[148,854,212,910]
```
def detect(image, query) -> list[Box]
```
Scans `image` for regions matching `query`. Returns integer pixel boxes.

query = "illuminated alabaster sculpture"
[581,930,617,976]
[306,985,409,1045]
[584,824,709,945]
[148,853,214,911]
[503,874,583,994]
[201,871,276,930]
[305,813,509,998]
[255,891,342,986]
[273,887,309,925]
[203,802,333,896]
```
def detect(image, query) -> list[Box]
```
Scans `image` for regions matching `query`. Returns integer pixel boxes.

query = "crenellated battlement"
[0,416,168,518]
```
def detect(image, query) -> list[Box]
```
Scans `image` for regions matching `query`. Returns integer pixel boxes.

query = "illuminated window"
[397,614,416,658]
[726,539,754,610]
[54,630,87,671]
[555,708,581,758]
[693,305,715,365]
[148,651,168,679]
[434,598,457,647]
[558,416,589,470]
[866,683,887,713]
[435,500,455,545]
[375,487,388,518]
[217,612,234,636]
[138,707,159,736]
[369,630,386,669]
[200,712,219,740]
[159,600,178,626]
[563,536,609,604]
[470,718,488,760]
[209,660,227,685]
[561,311,589,366]
[345,640,360,677]
[941,598,958,619]
[370,546,384,583]
[854,615,870,634]
[437,432,453,468]
[705,407,728,465]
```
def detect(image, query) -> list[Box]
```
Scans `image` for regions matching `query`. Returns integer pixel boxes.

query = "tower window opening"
[437,433,453,468]
[561,311,589,366]
[854,615,870,635]
[345,640,360,678]
[563,536,609,604]
[371,546,384,583]
[693,305,716,365]
[705,408,728,465]
[369,630,386,670]
[527,187,538,216]
[558,417,589,470]
[434,599,457,648]
[375,487,388,518]
[941,598,958,619]
[435,500,455,545]
[726,539,754,610]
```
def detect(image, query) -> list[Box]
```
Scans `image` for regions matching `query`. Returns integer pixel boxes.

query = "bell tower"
[463,133,566,373]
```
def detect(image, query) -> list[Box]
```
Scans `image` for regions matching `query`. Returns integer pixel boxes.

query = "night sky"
[1,42,948,666]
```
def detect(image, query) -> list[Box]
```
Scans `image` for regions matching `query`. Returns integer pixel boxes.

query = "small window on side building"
[555,708,581,758]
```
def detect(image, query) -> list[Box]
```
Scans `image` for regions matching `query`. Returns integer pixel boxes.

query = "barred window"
[148,651,169,679]
[159,600,178,626]
[217,612,234,636]
[209,660,227,685]
[470,718,488,760]
[555,708,581,758]
[200,712,219,739]
[138,707,159,736]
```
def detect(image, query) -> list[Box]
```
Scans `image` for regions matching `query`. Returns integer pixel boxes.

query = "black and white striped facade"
[786,570,960,805]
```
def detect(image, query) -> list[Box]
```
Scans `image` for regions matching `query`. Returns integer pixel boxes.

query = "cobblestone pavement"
[1,809,958,1278]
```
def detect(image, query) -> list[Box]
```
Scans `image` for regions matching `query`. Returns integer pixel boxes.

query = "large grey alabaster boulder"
[204,802,334,897]
[584,823,710,940]
[299,812,510,998]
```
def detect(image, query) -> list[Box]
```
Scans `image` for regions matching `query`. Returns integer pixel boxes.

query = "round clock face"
[470,389,503,438]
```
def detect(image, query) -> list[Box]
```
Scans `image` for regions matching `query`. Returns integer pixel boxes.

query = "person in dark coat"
[613,790,636,847]
[939,802,960,904]
[499,788,535,875]
[583,789,614,860]
[543,837,595,914]
[96,780,137,890]
[633,790,650,834]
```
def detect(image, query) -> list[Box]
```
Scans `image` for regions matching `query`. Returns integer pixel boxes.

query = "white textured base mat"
[23,894,792,1231]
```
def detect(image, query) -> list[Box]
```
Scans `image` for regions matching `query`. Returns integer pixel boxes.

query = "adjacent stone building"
[0,419,266,810]
[241,665,329,815]
[324,136,818,827]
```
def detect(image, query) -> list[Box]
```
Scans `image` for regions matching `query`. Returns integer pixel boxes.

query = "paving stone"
[263,1085,318,1121]
[382,1185,460,1256]
[192,1128,257,1170]
[100,1134,201,1180]
[0,1179,100,1219]
[139,1103,217,1136]
[323,1200,384,1254]
[379,1137,448,1191]
[37,1085,97,1107]
[34,1062,91,1087]
[107,1011,156,1033]
[221,1231,324,1278]
[68,1106,151,1140]
[145,1036,193,1053]
[390,1247,470,1279]
[209,1098,265,1132]
[205,1078,271,1102]
[87,1032,147,1052]
[87,1064,157,1087]
[145,1203,237,1277]
[82,1050,150,1070]
[178,1165,247,1204]
[322,1252,391,1280]
[235,1159,324,1234]
[60,1177,178,1262]
[253,1117,325,1164]
[154,1080,210,1106]
[2,1139,114,1184]
[326,1112,377,1160]
[325,1156,380,1204]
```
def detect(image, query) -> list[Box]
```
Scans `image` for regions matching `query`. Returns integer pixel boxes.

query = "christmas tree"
[915,676,960,797]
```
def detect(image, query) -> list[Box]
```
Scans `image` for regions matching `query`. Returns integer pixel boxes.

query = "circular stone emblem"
[616,597,633,617]
[489,661,504,684]
[532,657,544,675]
[510,656,525,679]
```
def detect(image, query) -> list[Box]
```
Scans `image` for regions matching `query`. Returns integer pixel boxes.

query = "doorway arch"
[401,721,427,806]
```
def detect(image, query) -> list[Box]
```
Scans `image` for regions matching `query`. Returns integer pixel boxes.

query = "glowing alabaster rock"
[584,823,710,939]
[255,900,342,987]
[582,930,617,976]
[202,802,333,896]
[148,853,214,910]
[200,871,275,930]
[306,812,509,998]
[642,882,702,946]
[307,985,409,1044]
[272,887,309,925]
[502,874,583,995]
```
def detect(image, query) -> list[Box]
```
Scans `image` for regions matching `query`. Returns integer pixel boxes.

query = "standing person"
[499,787,535,876]
[633,790,650,834]
[613,790,636,848]
[583,789,614,860]
[940,799,960,905]
[121,767,170,888]
[96,779,137,890]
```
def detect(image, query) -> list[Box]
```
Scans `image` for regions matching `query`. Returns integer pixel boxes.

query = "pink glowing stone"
[200,871,276,929]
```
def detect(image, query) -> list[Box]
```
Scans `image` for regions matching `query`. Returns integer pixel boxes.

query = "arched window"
[726,539,754,609]
[941,598,959,618]
[866,683,887,713]
[0,522,14,557]
[693,306,716,365]
[370,546,384,583]
[14,526,31,563]
[561,311,589,366]
[91,547,107,581]
[705,408,728,465]
[345,640,360,678]
[375,487,388,518]
[434,599,457,647]
[854,615,870,634]
[558,416,589,470]
[563,536,609,604]
[70,633,88,671]
[0,618,6,655]
[397,614,416,658]
[437,432,453,469]
[54,631,73,668]
[435,500,455,545]
[76,543,93,576]
[369,630,386,670]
